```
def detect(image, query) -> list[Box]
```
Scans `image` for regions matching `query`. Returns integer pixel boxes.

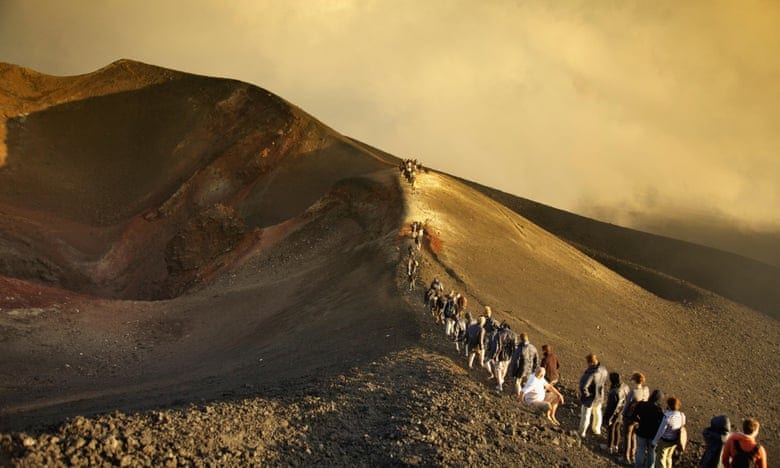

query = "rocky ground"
[0,283,709,467]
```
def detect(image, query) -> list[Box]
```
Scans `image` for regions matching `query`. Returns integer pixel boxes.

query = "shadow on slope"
[0,62,398,301]
[0,170,411,430]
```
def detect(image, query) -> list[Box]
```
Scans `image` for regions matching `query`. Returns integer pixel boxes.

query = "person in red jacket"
[722,418,767,468]
[540,344,560,385]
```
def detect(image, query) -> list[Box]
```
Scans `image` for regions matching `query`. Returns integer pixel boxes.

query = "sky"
[1,0,779,243]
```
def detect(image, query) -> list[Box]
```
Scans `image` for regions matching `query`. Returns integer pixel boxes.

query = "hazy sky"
[1,0,779,233]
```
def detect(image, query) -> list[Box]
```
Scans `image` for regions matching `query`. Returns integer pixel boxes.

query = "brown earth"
[0,61,778,466]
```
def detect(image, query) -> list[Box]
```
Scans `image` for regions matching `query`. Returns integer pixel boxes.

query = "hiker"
[700,415,731,468]
[442,294,457,338]
[619,372,650,465]
[453,312,471,354]
[603,372,630,455]
[481,306,499,334]
[510,332,539,397]
[415,226,424,250]
[429,277,444,295]
[428,292,440,321]
[652,395,687,468]
[632,389,665,468]
[434,293,447,324]
[540,344,560,385]
[520,367,564,425]
[455,293,467,314]
[406,254,419,278]
[480,306,499,369]
[408,270,417,291]
[491,322,517,392]
[484,327,500,379]
[578,353,609,438]
[721,418,767,468]
[466,316,486,369]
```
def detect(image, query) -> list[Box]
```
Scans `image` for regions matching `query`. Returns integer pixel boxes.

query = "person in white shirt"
[519,367,564,425]
[652,395,686,468]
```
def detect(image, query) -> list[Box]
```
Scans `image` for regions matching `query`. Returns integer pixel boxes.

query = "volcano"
[0,60,777,466]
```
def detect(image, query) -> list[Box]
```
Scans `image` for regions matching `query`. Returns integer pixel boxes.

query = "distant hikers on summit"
[399,158,422,188]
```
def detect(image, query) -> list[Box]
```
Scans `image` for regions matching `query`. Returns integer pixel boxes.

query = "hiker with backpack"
[510,332,539,397]
[603,372,630,455]
[652,395,687,468]
[700,415,731,468]
[466,316,487,369]
[578,353,609,438]
[618,372,650,465]
[442,293,457,338]
[484,326,500,379]
[721,418,767,468]
[490,321,517,393]
[481,306,499,334]
[632,389,665,468]
[452,312,471,355]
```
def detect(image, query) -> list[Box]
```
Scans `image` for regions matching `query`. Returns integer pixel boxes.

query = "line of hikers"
[419,278,767,468]
[399,158,422,188]
[399,164,767,468]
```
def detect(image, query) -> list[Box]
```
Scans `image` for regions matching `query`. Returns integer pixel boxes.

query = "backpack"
[676,425,687,452]
[443,300,455,319]
[732,439,760,468]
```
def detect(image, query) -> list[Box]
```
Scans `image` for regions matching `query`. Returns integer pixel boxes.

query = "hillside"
[458,179,780,319]
[0,61,777,466]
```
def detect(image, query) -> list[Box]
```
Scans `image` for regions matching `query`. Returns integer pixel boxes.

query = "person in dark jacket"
[511,332,539,397]
[452,312,471,355]
[578,353,609,437]
[620,372,650,465]
[490,322,517,392]
[540,344,560,385]
[604,372,630,454]
[700,415,730,468]
[466,316,486,369]
[632,389,665,468]
[479,306,499,370]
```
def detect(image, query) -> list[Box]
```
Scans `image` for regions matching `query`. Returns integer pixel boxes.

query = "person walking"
[700,415,731,468]
[721,418,767,468]
[491,322,517,393]
[652,395,686,468]
[540,344,560,385]
[604,372,629,455]
[511,332,539,397]
[578,353,609,438]
[619,372,650,465]
[632,389,665,468]
[466,316,486,369]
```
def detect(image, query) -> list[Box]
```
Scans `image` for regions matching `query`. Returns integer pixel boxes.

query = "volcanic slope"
[0,61,778,466]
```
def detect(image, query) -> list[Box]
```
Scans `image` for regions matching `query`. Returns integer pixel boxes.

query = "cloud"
[1,0,778,231]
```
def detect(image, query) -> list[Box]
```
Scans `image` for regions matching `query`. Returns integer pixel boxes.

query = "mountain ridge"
[0,61,777,466]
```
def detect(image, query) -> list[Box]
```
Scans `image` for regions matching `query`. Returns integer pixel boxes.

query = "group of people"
[404,221,426,290]
[398,164,767,468]
[421,281,566,428]
[399,158,422,188]
[578,358,687,467]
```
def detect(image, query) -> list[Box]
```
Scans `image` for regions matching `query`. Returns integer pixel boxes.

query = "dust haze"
[1,0,778,260]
